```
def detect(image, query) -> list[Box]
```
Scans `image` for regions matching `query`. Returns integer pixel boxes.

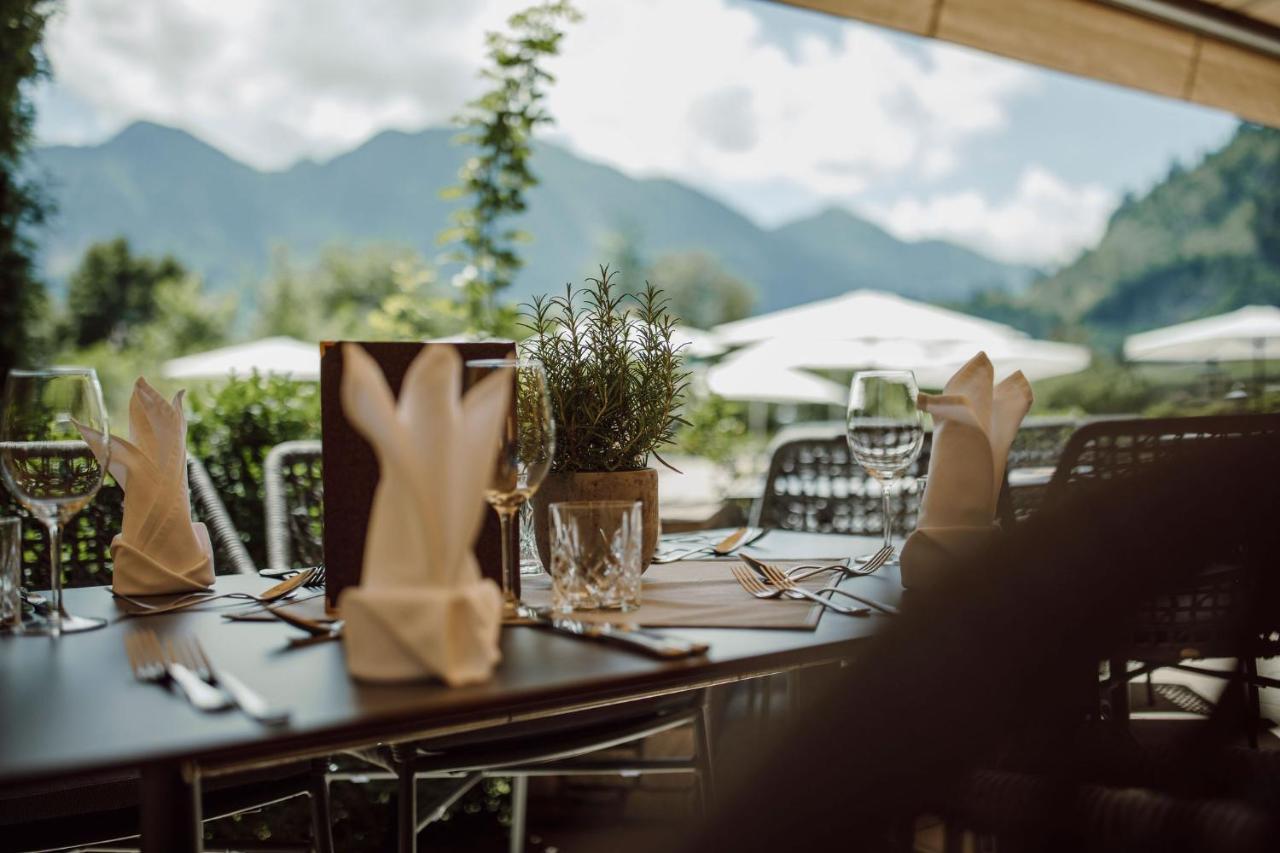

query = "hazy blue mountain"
[32,121,1033,311]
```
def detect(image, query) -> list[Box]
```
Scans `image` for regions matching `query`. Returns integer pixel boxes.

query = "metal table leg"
[140,760,202,853]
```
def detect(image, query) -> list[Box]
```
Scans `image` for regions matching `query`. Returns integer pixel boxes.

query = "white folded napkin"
[78,378,214,595]
[901,352,1032,588]
[338,343,512,686]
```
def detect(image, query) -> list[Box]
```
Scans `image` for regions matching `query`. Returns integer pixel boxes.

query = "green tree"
[440,0,580,332]
[0,0,54,388]
[647,251,756,328]
[65,237,188,348]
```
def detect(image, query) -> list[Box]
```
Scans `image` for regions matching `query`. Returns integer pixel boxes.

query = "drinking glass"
[465,358,554,617]
[0,517,20,633]
[548,501,643,612]
[846,370,923,565]
[0,368,109,635]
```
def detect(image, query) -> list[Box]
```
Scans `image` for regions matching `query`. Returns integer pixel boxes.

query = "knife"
[516,606,709,659]
[713,526,770,556]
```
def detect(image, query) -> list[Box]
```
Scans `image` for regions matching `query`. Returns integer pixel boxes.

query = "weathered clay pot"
[531,468,659,571]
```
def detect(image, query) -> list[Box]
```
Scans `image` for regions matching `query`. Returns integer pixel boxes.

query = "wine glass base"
[21,613,108,635]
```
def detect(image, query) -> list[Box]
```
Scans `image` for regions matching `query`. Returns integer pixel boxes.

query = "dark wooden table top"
[0,531,899,787]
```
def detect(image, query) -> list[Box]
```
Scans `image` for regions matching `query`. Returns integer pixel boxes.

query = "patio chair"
[1039,413,1280,744]
[752,427,930,535]
[0,454,256,587]
[999,416,1079,525]
[263,439,325,572]
[261,440,718,853]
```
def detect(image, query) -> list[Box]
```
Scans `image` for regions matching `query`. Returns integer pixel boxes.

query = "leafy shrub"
[186,373,321,566]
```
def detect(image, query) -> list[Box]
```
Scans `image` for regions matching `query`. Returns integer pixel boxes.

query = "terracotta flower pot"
[530,468,659,571]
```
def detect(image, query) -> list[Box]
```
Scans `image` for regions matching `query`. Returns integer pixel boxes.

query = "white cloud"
[864,167,1118,266]
[39,0,1069,259]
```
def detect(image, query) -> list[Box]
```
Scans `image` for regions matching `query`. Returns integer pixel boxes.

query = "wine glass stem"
[44,519,63,635]
[498,505,519,615]
[881,480,894,552]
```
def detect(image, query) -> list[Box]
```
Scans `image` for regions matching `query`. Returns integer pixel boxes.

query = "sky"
[32,0,1240,269]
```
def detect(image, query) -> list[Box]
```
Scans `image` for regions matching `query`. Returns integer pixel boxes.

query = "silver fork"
[115,568,317,618]
[764,546,894,583]
[757,562,899,615]
[188,638,290,726]
[125,629,231,712]
[730,564,868,616]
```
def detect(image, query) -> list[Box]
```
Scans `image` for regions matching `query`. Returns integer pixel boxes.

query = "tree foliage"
[440,0,580,333]
[66,237,190,348]
[0,0,54,387]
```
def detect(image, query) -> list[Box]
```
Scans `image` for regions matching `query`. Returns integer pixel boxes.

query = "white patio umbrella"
[162,336,320,381]
[1125,305,1280,399]
[704,360,847,406]
[713,289,1026,347]
[731,336,1091,387]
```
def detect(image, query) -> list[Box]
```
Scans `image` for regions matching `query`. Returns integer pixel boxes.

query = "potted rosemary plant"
[522,266,689,567]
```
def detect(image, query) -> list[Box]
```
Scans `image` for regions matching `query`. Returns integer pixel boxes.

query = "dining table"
[0,530,903,852]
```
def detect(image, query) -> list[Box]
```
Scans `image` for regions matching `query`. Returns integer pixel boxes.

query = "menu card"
[319,340,517,608]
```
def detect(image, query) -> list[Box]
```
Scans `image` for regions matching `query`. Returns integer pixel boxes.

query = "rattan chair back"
[263,440,324,573]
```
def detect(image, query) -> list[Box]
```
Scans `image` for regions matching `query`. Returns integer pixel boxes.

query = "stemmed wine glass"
[846,370,923,566]
[0,368,110,635]
[465,358,555,618]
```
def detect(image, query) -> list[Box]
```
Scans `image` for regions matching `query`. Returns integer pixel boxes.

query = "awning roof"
[774,0,1280,128]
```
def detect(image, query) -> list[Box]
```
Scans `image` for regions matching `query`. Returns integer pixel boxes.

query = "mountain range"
[31,122,1034,313]
[977,123,1280,347]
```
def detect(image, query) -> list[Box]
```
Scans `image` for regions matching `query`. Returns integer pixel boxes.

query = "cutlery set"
[732,548,899,617]
[650,526,770,563]
[126,628,289,725]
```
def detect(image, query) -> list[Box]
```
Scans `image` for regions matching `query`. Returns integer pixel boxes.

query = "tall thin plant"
[439,0,580,334]
[522,266,689,473]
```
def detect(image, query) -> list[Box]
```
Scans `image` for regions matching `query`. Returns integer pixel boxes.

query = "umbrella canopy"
[730,336,1090,387]
[1124,305,1280,363]
[712,290,1025,348]
[674,325,727,359]
[704,350,847,406]
[162,337,320,381]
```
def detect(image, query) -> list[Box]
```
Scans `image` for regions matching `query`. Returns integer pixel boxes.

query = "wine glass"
[846,370,923,566]
[0,368,110,635]
[464,358,555,617]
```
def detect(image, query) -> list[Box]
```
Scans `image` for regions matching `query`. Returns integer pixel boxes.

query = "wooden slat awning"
[773,0,1280,128]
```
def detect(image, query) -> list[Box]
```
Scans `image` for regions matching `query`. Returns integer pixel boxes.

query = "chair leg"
[308,759,334,853]
[509,775,528,853]
[694,688,716,815]
[1243,656,1262,749]
[398,763,417,853]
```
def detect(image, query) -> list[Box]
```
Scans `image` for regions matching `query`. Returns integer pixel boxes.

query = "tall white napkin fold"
[900,352,1033,588]
[78,378,214,595]
[338,343,512,686]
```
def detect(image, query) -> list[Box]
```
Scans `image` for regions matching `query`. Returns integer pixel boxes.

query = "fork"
[115,568,318,618]
[730,564,868,616]
[188,638,290,726]
[125,629,231,712]
[756,562,899,615]
[758,546,894,583]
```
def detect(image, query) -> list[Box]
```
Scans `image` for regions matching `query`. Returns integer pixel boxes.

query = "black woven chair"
[752,426,931,535]
[1038,413,1280,743]
[0,455,256,589]
[1001,417,1080,525]
[263,439,324,573]
[261,440,717,853]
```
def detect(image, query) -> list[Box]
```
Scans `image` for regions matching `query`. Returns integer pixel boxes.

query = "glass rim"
[850,369,918,380]
[464,357,543,370]
[549,500,642,510]
[7,367,101,379]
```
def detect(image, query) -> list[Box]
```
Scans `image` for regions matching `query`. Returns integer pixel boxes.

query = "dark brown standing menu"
[319,340,517,608]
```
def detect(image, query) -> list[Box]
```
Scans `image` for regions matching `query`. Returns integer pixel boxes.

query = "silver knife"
[516,606,709,659]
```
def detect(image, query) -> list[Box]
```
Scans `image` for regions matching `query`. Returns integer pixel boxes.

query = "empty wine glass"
[0,368,110,635]
[847,370,923,566]
[464,358,555,617]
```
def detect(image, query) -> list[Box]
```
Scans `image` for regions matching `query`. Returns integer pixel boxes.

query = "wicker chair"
[1001,416,1080,525]
[0,455,255,588]
[1040,413,1280,742]
[263,439,324,573]
[753,426,931,535]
